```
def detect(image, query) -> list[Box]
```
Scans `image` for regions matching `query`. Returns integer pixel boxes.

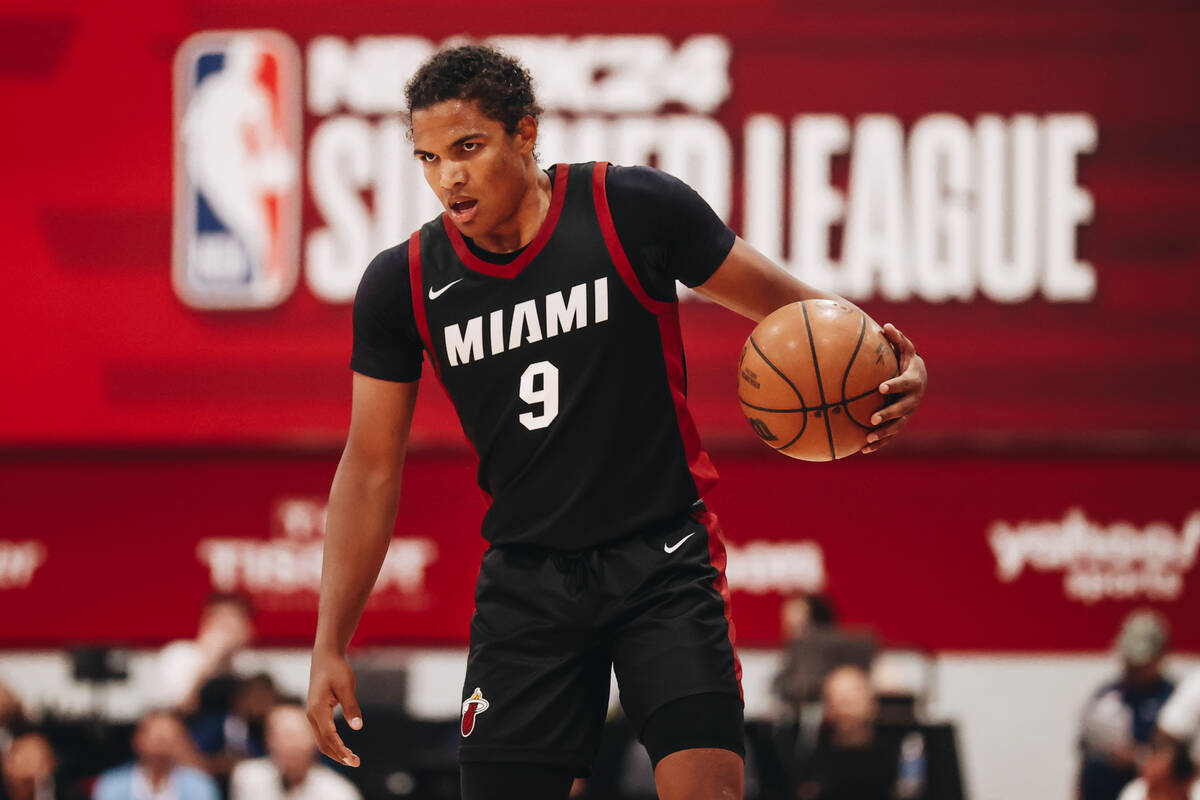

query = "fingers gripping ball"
[738,300,899,461]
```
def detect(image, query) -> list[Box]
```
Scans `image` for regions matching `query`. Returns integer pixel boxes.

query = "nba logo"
[173,31,301,309]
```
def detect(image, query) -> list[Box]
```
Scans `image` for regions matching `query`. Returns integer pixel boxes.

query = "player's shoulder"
[602,162,691,197]
[357,241,414,303]
[362,240,412,282]
[367,240,410,272]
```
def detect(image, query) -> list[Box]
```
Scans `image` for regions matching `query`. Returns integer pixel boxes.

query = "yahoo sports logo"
[173,30,301,309]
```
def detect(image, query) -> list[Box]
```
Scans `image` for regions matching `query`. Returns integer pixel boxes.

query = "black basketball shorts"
[457,504,744,772]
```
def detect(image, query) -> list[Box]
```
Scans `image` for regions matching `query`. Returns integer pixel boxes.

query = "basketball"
[737,300,900,461]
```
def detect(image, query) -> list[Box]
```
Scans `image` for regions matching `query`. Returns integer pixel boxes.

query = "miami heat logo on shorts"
[173,30,301,309]
[461,687,490,737]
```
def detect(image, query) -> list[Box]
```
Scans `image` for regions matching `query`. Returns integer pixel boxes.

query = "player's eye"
[462,142,480,152]
[418,152,437,163]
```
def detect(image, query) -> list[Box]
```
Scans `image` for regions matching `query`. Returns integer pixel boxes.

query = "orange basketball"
[737,300,900,461]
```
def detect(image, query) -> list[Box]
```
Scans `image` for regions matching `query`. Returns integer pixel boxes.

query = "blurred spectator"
[773,592,837,708]
[1,733,58,800]
[1079,611,1175,800]
[1117,669,1200,800]
[158,594,255,715]
[779,592,836,642]
[92,712,217,800]
[795,665,900,800]
[230,704,360,800]
[189,673,277,779]
[0,681,30,755]
[769,593,876,793]
[774,593,875,709]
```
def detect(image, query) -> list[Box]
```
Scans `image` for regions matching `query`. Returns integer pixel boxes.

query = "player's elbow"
[333,442,405,501]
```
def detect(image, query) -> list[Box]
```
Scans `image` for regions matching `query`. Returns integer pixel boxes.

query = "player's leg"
[458,545,610,800]
[643,693,745,800]
[607,506,745,799]
[656,751,743,800]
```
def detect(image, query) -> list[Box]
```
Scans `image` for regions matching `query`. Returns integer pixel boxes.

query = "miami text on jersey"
[443,278,609,367]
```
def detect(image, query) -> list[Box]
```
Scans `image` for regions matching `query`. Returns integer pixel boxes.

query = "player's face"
[412,99,536,241]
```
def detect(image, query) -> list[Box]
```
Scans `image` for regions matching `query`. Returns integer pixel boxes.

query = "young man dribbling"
[306,45,928,800]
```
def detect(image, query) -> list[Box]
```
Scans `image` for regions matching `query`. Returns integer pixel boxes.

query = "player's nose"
[439,161,467,191]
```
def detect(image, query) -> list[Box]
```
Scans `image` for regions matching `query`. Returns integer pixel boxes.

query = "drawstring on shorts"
[552,552,591,597]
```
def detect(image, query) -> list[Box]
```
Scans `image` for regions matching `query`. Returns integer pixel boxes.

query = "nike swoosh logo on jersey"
[428,278,464,300]
[664,532,696,554]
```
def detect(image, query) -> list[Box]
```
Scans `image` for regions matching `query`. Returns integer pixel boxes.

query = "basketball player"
[306,45,927,800]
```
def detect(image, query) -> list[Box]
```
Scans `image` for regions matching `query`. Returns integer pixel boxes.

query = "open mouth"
[449,198,478,222]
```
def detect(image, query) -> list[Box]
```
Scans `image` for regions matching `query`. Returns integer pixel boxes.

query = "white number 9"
[518,361,559,431]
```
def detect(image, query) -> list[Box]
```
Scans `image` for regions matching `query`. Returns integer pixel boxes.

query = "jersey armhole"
[407,230,441,380]
[591,161,674,316]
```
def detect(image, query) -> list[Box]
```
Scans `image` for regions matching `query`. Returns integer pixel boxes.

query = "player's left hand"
[861,323,926,454]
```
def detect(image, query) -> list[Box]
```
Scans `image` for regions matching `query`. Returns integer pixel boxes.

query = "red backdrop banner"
[2,453,1197,651]
[1,2,1198,448]
[2,3,1198,658]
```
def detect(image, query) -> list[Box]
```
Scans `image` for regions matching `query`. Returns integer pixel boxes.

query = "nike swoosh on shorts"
[664,532,696,554]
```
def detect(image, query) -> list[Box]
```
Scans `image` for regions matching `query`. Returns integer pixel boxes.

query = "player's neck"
[471,166,552,254]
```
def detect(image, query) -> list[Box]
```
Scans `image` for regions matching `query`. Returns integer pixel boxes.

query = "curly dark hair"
[405,45,543,135]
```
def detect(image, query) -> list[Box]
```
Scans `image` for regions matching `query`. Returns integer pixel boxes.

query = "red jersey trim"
[699,509,744,699]
[591,161,673,316]
[593,160,718,498]
[657,304,719,497]
[410,230,490,507]
[407,231,440,380]
[442,164,570,279]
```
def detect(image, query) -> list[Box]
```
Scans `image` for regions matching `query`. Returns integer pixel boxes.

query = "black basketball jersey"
[408,162,717,549]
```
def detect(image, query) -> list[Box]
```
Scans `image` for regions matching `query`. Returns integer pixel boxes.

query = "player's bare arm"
[307,374,419,767]
[697,236,927,453]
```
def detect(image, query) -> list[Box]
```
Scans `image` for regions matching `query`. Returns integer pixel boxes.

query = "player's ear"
[515,115,537,156]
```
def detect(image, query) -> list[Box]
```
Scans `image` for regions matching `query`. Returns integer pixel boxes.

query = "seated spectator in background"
[230,704,360,800]
[774,593,876,710]
[189,673,276,778]
[795,665,899,800]
[158,594,255,715]
[1118,669,1200,800]
[1080,611,1176,800]
[0,733,58,800]
[92,712,217,800]
[773,592,838,707]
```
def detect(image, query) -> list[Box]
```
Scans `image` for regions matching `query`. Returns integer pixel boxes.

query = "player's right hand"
[306,648,363,767]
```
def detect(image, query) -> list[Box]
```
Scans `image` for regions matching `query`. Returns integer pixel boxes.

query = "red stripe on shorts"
[700,510,743,698]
